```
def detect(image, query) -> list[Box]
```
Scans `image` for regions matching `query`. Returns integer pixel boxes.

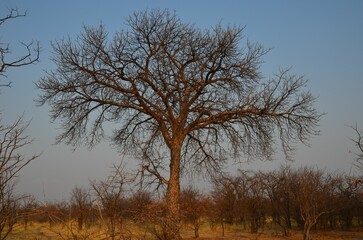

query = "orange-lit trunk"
[165,141,182,239]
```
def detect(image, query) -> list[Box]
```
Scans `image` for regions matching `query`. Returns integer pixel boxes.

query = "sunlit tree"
[290,167,338,240]
[91,164,129,240]
[37,9,321,238]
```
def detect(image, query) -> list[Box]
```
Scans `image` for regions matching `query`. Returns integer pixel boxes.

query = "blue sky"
[1,0,362,200]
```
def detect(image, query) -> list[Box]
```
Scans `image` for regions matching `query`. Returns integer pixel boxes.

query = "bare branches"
[0,116,40,238]
[0,41,40,73]
[37,9,320,166]
[90,163,131,239]
[0,8,26,26]
[0,7,40,238]
[37,9,321,238]
[0,116,40,190]
[349,124,363,172]
[0,8,40,86]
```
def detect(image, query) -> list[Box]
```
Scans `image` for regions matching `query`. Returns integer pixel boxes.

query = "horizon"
[1,0,362,201]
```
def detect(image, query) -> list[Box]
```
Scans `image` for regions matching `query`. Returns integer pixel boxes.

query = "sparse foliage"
[37,9,321,238]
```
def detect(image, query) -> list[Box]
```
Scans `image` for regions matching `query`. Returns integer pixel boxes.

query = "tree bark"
[165,143,182,239]
[303,221,312,240]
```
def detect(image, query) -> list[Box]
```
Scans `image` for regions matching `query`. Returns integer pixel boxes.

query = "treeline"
[3,166,363,239]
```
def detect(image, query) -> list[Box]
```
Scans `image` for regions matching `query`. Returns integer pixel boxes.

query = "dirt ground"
[6,221,363,240]
[182,228,363,240]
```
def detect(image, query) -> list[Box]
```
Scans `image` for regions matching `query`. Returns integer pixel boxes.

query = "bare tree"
[91,164,130,240]
[19,195,38,231]
[36,9,321,238]
[0,117,40,239]
[243,171,267,234]
[263,166,294,236]
[180,186,207,238]
[333,175,359,230]
[209,175,243,236]
[0,7,40,239]
[70,186,92,231]
[290,167,337,240]
[125,189,153,222]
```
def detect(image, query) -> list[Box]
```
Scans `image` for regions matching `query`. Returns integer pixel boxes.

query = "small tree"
[70,186,92,230]
[0,117,40,239]
[210,175,241,236]
[290,167,337,240]
[0,7,40,239]
[263,166,294,236]
[19,195,38,231]
[180,186,207,238]
[244,171,267,234]
[334,175,359,230]
[125,189,153,222]
[37,9,321,238]
[91,164,129,240]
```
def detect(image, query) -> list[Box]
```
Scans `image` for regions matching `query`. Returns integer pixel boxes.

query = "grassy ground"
[5,221,363,240]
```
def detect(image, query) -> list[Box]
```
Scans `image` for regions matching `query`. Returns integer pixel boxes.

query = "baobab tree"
[37,9,320,239]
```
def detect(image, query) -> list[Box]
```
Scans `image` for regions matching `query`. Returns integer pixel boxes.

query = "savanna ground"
[5,221,363,240]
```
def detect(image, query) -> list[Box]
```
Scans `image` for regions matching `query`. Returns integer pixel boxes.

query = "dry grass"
[5,221,363,240]
[181,224,363,240]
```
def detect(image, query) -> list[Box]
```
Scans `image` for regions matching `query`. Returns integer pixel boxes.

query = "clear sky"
[1,0,362,201]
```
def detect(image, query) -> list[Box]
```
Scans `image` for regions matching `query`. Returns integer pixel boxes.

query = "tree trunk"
[165,143,182,239]
[194,224,199,238]
[78,215,83,231]
[194,219,200,238]
[221,220,225,237]
[250,218,258,233]
[303,222,311,240]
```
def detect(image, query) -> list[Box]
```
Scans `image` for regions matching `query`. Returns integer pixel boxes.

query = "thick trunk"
[165,143,182,239]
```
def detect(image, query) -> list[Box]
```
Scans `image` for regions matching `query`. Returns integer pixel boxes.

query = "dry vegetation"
[2,6,363,240]
[3,166,363,240]
[5,221,363,240]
